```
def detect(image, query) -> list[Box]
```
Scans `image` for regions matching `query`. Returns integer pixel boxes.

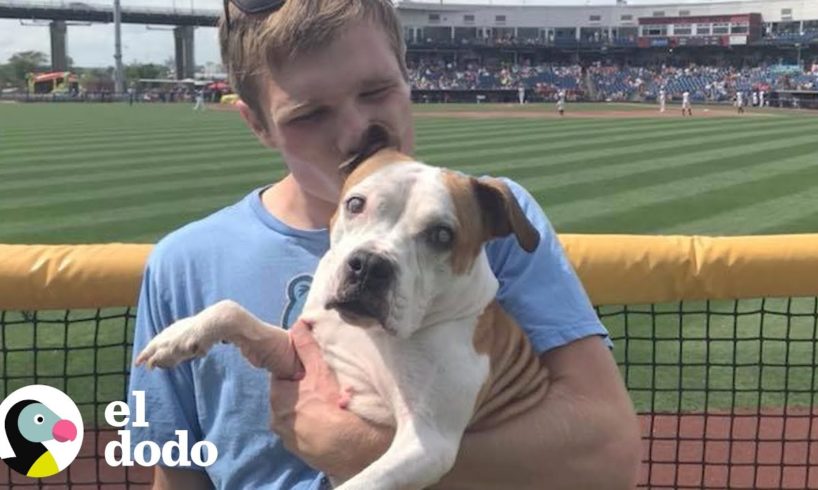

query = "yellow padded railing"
[1,234,818,310]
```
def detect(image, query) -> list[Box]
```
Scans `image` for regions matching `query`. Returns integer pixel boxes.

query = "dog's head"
[323,144,540,338]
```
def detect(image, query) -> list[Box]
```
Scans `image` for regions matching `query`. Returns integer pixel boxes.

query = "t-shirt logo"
[281,274,312,329]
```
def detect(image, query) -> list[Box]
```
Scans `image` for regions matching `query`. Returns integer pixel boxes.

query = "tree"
[8,51,49,86]
[79,67,115,92]
[0,64,14,88]
[124,63,167,82]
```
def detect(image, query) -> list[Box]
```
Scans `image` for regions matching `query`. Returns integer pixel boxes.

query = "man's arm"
[435,336,641,489]
[153,467,214,490]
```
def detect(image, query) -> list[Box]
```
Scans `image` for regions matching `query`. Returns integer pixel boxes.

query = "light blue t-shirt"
[126,178,609,489]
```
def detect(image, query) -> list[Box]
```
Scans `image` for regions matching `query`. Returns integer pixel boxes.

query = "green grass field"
[2,102,817,243]
[1,102,817,418]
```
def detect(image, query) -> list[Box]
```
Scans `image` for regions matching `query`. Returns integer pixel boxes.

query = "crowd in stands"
[406,59,818,101]
[408,59,585,98]
[588,63,818,101]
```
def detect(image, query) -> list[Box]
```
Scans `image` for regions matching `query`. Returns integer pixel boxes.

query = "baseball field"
[2,102,817,245]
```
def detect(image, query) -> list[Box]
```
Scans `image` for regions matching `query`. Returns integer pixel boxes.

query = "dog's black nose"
[346,250,394,289]
[339,124,397,176]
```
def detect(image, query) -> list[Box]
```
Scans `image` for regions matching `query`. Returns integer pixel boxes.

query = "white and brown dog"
[136,147,549,489]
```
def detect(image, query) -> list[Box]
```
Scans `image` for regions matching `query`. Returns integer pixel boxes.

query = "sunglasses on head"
[223,0,287,31]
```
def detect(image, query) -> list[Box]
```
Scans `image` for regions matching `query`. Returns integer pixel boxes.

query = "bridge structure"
[0,1,220,80]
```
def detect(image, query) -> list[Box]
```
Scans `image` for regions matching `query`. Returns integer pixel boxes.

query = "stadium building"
[397,0,818,106]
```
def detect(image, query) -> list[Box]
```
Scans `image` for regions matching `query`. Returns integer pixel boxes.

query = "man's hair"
[218,0,407,130]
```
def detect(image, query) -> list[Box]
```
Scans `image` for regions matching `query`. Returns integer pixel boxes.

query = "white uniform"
[735,91,743,107]
[518,86,525,105]
[759,90,765,107]
[193,90,205,111]
[556,91,565,114]
[681,91,691,115]
[659,89,666,112]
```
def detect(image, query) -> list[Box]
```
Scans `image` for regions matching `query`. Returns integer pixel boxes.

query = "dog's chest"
[309,313,398,425]
[307,310,488,428]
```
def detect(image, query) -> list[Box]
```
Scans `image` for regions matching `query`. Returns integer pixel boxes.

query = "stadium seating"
[406,58,818,102]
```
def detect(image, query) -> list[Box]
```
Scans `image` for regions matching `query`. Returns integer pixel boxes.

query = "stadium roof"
[398,0,744,5]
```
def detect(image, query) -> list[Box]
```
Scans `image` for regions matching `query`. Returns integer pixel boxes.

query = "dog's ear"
[338,124,395,179]
[474,178,540,253]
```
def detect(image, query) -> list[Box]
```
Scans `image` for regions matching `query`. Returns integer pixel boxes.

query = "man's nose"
[337,102,372,157]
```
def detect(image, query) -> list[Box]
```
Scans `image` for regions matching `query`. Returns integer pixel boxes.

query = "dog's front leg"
[335,417,462,490]
[135,299,299,377]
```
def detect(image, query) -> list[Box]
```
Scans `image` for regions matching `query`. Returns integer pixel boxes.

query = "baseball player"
[735,91,744,114]
[681,91,692,116]
[193,89,206,111]
[518,85,525,105]
[659,88,666,113]
[557,90,566,116]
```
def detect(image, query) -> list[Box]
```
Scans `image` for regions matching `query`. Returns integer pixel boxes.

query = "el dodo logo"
[0,385,82,478]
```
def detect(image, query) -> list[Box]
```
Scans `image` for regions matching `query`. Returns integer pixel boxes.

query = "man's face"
[255,19,414,204]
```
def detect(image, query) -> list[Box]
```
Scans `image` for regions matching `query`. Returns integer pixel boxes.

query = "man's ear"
[237,100,278,149]
[474,178,540,253]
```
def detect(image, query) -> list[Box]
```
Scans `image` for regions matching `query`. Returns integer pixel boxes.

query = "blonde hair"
[218,0,407,130]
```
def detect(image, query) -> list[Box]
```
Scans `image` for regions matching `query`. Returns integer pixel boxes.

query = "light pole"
[113,0,124,94]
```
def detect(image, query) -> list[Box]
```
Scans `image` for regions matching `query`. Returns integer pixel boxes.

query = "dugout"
[769,89,818,109]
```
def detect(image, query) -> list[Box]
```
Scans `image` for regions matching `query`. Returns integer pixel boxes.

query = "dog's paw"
[135,317,220,369]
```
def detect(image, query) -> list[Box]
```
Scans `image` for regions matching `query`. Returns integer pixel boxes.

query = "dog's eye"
[346,196,366,214]
[427,226,455,249]
[34,414,44,425]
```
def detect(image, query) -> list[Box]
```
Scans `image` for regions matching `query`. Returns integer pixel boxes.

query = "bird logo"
[0,385,83,478]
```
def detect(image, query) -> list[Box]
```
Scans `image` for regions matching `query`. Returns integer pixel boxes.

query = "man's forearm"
[434,337,642,490]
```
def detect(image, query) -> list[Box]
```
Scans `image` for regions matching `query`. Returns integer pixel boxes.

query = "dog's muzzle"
[326,250,395,328]
[339,124,398,177]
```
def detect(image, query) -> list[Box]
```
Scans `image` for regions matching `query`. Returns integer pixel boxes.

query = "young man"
[556,89,566,116]
[127,1,641,489]
[735,90,744,114]
[658,88,666,113]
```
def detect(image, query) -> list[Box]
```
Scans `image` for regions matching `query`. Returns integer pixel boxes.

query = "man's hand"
[268,320,393,479]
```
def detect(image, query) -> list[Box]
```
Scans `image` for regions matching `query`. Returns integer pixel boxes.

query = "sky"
[0,0,739,68]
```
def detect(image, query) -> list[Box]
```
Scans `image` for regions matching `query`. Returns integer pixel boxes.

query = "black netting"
[2,298,817,488]
[1,308,151,489]
[601,297,818,489]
